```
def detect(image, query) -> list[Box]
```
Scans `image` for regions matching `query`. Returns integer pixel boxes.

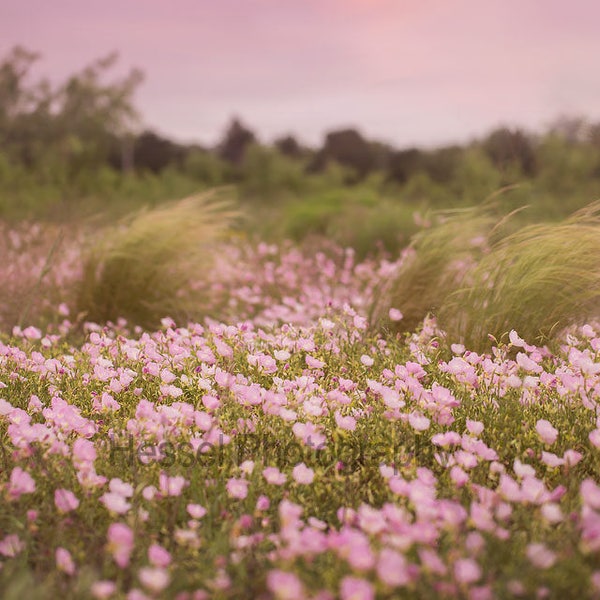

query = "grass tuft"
[375,200,600,350]
[446,201,600,349]
[76,189,238,329]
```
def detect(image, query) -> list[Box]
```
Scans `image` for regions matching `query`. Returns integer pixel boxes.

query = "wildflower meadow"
[2,199,600,600]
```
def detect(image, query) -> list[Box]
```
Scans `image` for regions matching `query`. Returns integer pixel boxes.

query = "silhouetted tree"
[589,123,600,148]
[274,134,302,158]
[422,146,463,184]
[387,148,424,184]
[218,117,256,165]
[132,130,186,173]
[309,128,375,181]
[549,116,588,144]
[482,128,537,177]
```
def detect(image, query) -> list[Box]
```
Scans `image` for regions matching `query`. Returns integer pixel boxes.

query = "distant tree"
[423,146,463,184]
[387,148,424,184]
[589,122,600,148]
[274,134,303,158]
[549,116,588,144]
[132,130,186,173]
[218,117,256,165]
[0,46,144,179]
[309,128,375,181]
[482,128,537,177]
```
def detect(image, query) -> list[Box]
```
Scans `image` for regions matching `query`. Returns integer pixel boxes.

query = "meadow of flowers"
[2,219,600,599]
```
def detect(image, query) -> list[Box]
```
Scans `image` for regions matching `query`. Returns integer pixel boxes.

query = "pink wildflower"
[266,570,304,600]
[55,488,80,513]
[526,543,557,569]
[535,419,558,445]
[56,547,76,576]
[227,478,248,499]
[7,467,36,500]
[292,463,315,485]
[107,523,134,568]
[340,576,375,600]
[148,543,171,567]
[454,558,481,584]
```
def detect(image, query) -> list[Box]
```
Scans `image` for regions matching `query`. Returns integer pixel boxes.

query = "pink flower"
[466,420,484,436]
[159,473,187,497]
[56,547,76,575]
[7,467,36,500]
[563,450,583,466]
[353,315,368,329]
[376,548,410,586]
[23,325,42,340]
[72,438,97,465]
[0,534,24,557]
[541,452,564,468]
[454,558,481,584]
[139,567,170,593]
[256,495,270,511]
[274,350,291,361]
[432,431,461,448]
[388,308,403,321]
[306,355,325,369]
[526,543,556,569]
[581,479,600,509]
[360,354,374,367]
[55,488,80,513]
[541,503,563,523]
[263,467,287,485]
[91,580,117,599]
[408,412,430,432]
[100,492,132,515]
[516,352,542,373]
[107,523,134,568]
[148,543,171,567]
[419,548,447,575]
[292,463,315,485]
[590,429,600,448]
[450,466,469,487]
[109,478,134,497]
[335,411,357,431]
[340,576,374,600]
[266,570,304,600]
[187,504,207,519]
[227,478,248,499]
[535,419,558,445]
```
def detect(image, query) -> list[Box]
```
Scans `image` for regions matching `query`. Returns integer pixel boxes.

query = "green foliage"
[275,186,418,257]
[76,191,237,329]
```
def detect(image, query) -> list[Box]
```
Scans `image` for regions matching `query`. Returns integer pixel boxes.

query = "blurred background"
[1,0,600,255]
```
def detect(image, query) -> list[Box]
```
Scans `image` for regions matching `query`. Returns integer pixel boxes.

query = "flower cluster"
[1,239,600,599]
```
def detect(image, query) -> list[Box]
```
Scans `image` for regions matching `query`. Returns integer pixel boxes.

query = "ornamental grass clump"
[376,200,600,352]
[76,190,237,329]
[446,201,600,349]
[371,204,502,334]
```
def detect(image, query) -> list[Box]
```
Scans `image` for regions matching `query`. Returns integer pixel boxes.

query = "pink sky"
[2,0,600,147]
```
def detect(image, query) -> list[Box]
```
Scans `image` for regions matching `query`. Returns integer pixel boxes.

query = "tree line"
[2,45,600,203]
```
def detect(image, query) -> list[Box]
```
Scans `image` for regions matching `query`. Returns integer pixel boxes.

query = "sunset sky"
[2,0,599,148]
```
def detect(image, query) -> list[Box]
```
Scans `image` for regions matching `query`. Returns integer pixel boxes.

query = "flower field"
[2,224,600,599]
